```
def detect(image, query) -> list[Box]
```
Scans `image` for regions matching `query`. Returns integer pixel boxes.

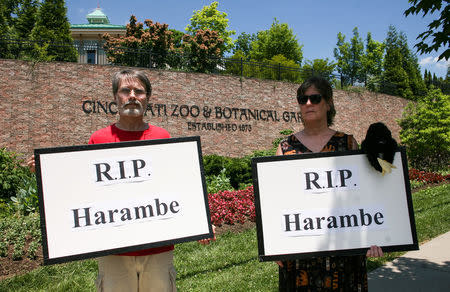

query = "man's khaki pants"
[96,250,176,292]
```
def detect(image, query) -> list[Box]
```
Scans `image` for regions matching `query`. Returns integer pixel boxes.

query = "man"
[90,69,177,292]
[29,69,214,291]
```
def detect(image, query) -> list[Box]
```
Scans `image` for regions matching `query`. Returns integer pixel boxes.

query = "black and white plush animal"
[361,122,398,175]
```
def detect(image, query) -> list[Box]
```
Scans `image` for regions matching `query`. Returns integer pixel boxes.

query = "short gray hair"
[112,69,152,98]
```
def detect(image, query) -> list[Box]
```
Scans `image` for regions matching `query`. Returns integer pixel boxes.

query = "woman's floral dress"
[278,132,368,292]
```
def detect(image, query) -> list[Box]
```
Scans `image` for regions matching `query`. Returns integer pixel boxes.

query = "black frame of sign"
[251,147,418,262]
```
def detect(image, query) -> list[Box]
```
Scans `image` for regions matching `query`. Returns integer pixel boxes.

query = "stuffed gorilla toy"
[361,122,398,175]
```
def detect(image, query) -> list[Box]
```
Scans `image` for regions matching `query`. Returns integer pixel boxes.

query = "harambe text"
[282,207,385,236]
[72,198,181,229]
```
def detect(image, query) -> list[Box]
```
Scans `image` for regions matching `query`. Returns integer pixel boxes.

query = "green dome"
[86,8,110,24]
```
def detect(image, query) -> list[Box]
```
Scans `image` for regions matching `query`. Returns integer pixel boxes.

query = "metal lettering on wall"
[82,100,301,132]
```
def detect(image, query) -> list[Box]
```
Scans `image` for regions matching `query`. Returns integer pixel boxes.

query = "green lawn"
[0,184,448,292]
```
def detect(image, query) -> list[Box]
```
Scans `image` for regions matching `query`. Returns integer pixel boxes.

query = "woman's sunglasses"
[297,94,322,105]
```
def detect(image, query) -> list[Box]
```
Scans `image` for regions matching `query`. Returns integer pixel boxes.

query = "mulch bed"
[0,243,44,281]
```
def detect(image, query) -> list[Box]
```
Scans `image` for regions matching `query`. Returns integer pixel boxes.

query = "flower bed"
[408,168,449,184]
[208,186,256,226]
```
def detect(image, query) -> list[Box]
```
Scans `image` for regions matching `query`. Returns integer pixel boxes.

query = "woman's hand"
[366,245,384,257]
[276,261,284,267]
[27,155,36,173]
[198,225,216,245]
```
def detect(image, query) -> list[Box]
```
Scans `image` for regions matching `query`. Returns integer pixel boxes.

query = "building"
[70,7,126,64]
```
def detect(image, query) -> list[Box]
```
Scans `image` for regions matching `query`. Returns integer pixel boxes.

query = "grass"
[175,229,278,291]
[0,260,98,292]
[0,183,448,292]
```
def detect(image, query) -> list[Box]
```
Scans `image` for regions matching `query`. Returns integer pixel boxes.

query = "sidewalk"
[368,231,450,291]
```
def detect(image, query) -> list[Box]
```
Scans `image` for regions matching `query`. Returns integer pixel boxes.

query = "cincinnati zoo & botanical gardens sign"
[82,99,301,133]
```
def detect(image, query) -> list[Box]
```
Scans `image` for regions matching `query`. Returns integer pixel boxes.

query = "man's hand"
[27,155,35,173]
[198,225,216,245]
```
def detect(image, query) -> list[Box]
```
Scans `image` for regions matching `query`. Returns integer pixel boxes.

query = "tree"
[0,0,19,30]
[381,46,411,97]
[0,2,10,57]
[0,0,39,58]
[249,18,303,64]
[169,28,184,48]
[6,0,39,59]
[225,49,246,76]
[103,15,177,68]
[30,0,77,62]
[333,27,364,86]
[186,1,235,53]
[233,32,256,58]
[361,32,385,89]
[349,27,364,84]
[334,32,351,86]
[398,32,427,97]
[14,0,38,39]
[226,52,301,82]
[300,58,336,82]
[443,67,450,94]
[424,69,432,87]
[404,0,449,60]
[381,25,426,99]
[398,88,450,170]
[182,29,225,73]
[425,68,450,94]
[262,54,300,82]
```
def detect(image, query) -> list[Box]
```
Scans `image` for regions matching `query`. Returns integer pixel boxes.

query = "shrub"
[398,89,450,171]
[28,240,39,259]
[203,155,253,190]
[10,175,39,215]
[0,212,41,259]
[249,149,277,157]
[224,157,252,190]
[0,148,33,202]
[0,241,8,257]
[206,169,233,194]
[203,129,295,191]
[203,154,229,176]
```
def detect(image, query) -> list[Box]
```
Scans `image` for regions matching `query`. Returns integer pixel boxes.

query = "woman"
[276,76,383,291]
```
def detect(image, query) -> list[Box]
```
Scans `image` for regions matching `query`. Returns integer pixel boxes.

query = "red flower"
[207,186,256,226]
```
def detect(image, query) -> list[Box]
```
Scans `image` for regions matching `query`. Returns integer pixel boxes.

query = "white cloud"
[419,56,434,66]
[419,56,449,77]
[419,56,449,68]
[434,57,450,69]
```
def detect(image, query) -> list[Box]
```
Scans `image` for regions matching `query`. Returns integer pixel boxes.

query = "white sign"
[252,148,418,261]
[35,136,212,265]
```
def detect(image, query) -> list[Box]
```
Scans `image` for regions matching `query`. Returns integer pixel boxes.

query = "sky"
[66,0,449,77]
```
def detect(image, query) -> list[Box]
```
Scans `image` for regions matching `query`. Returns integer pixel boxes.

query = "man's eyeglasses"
[297,94,322,105]
[118,87,146,96]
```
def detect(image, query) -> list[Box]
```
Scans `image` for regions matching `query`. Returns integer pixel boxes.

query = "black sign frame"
[251,147,418,262]
[35,136,213,265]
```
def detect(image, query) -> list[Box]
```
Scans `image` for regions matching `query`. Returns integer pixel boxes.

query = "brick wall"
[0,59,409,158]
